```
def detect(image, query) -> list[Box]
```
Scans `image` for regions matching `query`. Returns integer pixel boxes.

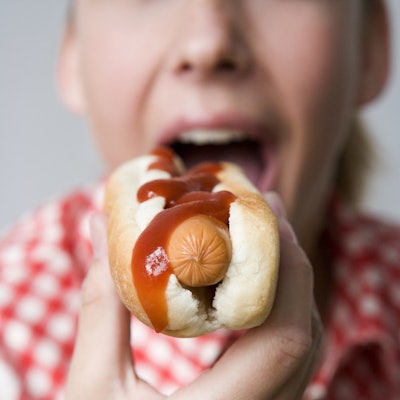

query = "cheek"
[276,19,360,132]
[76,22,168,165]
[264,12,362,223]
[80,33,147,125]
[75,4,183,133]
[280,27,358,178]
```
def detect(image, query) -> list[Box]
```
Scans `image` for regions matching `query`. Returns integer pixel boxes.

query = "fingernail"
[264,191,287,218]
[279,218,298,244]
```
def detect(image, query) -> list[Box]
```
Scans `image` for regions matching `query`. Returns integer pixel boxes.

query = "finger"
[268,230,312,329]
[276,302,324,400]
[66,213,135,398]
[243,225,317,398]
[174,218,316,400]
[264,191,287,219]
[227,239,315,398]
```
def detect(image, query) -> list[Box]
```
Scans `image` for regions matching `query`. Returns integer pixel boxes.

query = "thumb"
[66,212,134,397]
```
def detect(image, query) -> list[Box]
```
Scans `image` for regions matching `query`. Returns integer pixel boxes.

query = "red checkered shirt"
[0,183,399,399]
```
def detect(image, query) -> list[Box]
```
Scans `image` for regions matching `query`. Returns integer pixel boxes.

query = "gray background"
[1,0,399,231]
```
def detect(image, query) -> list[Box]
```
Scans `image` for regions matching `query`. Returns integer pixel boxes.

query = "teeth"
[178,129,246,145]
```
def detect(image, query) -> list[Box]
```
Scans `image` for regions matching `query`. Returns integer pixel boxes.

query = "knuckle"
[277,328,313,369]
[280,330,313,362]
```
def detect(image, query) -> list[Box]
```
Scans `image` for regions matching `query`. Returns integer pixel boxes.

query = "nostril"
[181,62,193,72]
[179,59,236,74]
[217,59,237,72]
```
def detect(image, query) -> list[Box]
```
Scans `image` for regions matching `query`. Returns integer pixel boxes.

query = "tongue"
[173,142,264,185]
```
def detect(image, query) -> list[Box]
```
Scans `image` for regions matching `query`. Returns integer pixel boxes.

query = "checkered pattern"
[305,201,400,400]
[1,184,400,399]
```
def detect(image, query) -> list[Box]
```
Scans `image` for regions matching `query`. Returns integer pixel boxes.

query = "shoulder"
[325,205,400,396]
[0,182,104,397]
[0,182,104,292]
[0,183,103,269]
[332,204,400,317]
[334,203,400,265]
[0,180,105,303]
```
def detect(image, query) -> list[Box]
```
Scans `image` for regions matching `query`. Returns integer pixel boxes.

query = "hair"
[67,1,74,21]
[334,117,375,206]
[334,0,383,207]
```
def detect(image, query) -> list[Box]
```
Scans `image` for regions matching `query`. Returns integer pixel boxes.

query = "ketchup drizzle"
[131,149,236,332]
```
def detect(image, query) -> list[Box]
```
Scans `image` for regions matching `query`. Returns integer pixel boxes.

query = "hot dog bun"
[104,148,279,337]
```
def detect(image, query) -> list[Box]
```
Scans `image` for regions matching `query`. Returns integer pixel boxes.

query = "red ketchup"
[132,149,236,332]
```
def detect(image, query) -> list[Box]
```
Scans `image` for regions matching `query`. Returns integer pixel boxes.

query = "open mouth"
[165,129,275,192]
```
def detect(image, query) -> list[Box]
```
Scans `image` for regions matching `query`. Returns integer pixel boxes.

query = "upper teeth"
[178,129,246,145]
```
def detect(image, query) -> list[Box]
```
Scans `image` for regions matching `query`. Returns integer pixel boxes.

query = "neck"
[297,197,334,322]
[310,238,334,322]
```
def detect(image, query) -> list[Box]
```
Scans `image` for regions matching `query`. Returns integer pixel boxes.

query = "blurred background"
[0,0,399,231]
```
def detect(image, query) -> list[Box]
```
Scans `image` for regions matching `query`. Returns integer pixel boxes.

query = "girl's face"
[60,0,388,246]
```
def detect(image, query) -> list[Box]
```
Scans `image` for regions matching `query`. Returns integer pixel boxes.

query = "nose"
[170,2,251,81]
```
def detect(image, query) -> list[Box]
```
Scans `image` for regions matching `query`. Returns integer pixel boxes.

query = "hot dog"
[104,147,279,337]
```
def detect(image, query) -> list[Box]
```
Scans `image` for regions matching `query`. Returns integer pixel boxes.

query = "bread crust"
[105,153,279,337]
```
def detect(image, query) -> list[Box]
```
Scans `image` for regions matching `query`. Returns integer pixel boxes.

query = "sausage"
[168,214,232,287]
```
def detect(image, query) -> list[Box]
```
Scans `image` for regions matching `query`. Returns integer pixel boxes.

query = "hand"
[66,195,322,399]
